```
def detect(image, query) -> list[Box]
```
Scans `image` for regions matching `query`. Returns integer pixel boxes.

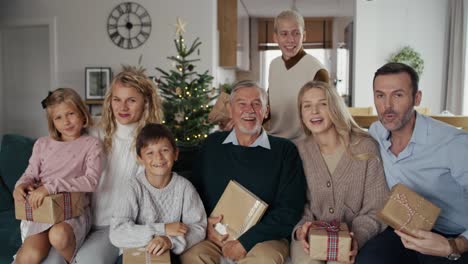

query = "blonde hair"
[274,9,305,33]
[100,65,163,152]
[297,81,376,160]
[43,88,92,141]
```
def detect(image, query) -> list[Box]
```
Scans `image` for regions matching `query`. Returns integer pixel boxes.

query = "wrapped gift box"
[123,248,170,264]
[377,183,441,237]
[211,180,268,241]
[208,92,230,125]
[308,222,351,262]
[15,192,84,224]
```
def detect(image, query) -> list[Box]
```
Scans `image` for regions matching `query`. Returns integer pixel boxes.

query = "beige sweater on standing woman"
[295,135,389,248]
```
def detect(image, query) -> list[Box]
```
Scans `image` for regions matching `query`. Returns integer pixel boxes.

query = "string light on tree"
[156,17,214,147]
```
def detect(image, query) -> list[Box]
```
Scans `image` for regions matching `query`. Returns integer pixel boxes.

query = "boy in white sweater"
[110,123,207,263]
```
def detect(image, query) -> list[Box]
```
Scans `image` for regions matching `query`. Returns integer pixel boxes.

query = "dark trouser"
[356,227,468,264]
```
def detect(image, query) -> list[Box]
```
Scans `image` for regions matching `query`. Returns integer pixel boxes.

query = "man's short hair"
[136,123,177,157]
[373,62,419,97]
[274,9,305,33]
[229,80,268,112]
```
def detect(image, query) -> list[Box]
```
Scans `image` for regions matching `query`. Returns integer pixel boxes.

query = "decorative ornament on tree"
[175,17,186,35]
[174,111,185,124]
[156,17,214,147]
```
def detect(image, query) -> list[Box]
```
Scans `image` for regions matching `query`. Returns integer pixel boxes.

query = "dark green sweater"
[192,131,306,251]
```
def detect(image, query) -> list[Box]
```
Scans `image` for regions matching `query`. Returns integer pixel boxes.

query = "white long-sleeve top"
[109,172,207,254]
[90,121,141,226]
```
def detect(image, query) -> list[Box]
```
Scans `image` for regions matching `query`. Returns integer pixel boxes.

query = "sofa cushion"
[0,177,13,211]
[0,134,35,193]
[0,210,21,263]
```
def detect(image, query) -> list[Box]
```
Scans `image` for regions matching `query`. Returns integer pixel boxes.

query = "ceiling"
[240,0,354,17]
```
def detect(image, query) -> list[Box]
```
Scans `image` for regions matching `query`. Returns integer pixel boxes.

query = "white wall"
[0,0,219,103]
[464,0,468,115]
[354,0,448,113]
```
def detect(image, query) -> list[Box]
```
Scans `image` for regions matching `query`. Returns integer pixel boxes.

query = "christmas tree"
[156,18,215,147]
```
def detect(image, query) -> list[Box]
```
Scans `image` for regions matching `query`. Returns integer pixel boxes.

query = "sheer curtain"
[444,0,466,114]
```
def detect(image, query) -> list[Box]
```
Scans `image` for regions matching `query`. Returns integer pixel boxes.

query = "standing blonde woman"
[291,81,388,264]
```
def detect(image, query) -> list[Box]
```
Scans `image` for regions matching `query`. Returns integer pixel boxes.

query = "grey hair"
[229,80,268,112]
[274,9,305,33]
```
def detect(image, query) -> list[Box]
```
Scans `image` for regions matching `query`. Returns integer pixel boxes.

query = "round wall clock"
[107,2,151,49]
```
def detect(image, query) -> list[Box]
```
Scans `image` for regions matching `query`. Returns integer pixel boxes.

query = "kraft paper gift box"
[208,92,230,125]
[377,183,441,237]
[15,192,84,224]
[308,222,351,262]
[211,180,268,241]
[123,248,170,264]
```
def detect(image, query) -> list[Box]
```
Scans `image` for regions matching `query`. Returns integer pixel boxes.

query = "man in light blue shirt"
[357,62,467,263]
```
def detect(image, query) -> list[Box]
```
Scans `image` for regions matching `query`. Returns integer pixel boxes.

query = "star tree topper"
[175,17,186,35]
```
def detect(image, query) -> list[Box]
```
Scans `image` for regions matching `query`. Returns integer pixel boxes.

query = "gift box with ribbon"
[123,247,171,264]
[308,221,351,262]
[15,192,84,224]
[377,183,441,237]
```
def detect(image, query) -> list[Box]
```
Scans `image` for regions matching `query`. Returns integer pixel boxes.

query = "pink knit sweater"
[16,135,104,204]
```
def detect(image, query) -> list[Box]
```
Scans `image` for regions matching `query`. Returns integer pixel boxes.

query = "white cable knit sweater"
[90,122,141,226]
[109,172,207,254]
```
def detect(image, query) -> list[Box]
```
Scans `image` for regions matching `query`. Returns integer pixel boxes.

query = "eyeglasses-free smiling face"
[373,72,421,132]
[229,87,268,136]
[300,88,335,136]
[274,18,305,61]
[111,82,145,125]
[137,138,179,180]
[50,102,85,141]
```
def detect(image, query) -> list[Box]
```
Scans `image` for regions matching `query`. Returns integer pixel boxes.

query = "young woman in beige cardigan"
[291,81,389,264]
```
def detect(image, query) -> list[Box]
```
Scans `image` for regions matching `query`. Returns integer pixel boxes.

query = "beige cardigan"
[296,135,389,248]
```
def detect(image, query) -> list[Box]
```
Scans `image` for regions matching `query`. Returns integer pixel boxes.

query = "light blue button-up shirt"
[222,129,271,149]
[369,113,468,238]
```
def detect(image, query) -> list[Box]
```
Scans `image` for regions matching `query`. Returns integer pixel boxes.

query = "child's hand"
[13,183,34,202]
[146,236,171,256]
[165,222,188,236]
[27,186,49,209]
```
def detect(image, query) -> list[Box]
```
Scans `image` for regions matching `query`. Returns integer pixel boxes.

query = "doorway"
[1,23,54,138]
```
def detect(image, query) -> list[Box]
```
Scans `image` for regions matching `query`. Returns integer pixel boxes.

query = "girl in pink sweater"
[12,88,103,264]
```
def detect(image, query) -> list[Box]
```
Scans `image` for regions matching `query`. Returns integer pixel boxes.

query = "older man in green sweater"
[181,80,306,264]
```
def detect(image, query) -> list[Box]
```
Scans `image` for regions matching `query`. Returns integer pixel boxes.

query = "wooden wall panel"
[218,0,237,67]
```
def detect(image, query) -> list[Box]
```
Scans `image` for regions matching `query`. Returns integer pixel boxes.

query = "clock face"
[107,2,151,49]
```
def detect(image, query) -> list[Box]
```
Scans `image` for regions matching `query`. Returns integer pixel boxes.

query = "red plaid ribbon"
[62,193,73,220]
[310,220,341,261]
[24,195,34,221]
[23,193,73,221]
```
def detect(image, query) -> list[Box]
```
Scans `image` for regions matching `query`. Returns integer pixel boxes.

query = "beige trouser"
[180,239,289,264]
[290,237,340,264]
